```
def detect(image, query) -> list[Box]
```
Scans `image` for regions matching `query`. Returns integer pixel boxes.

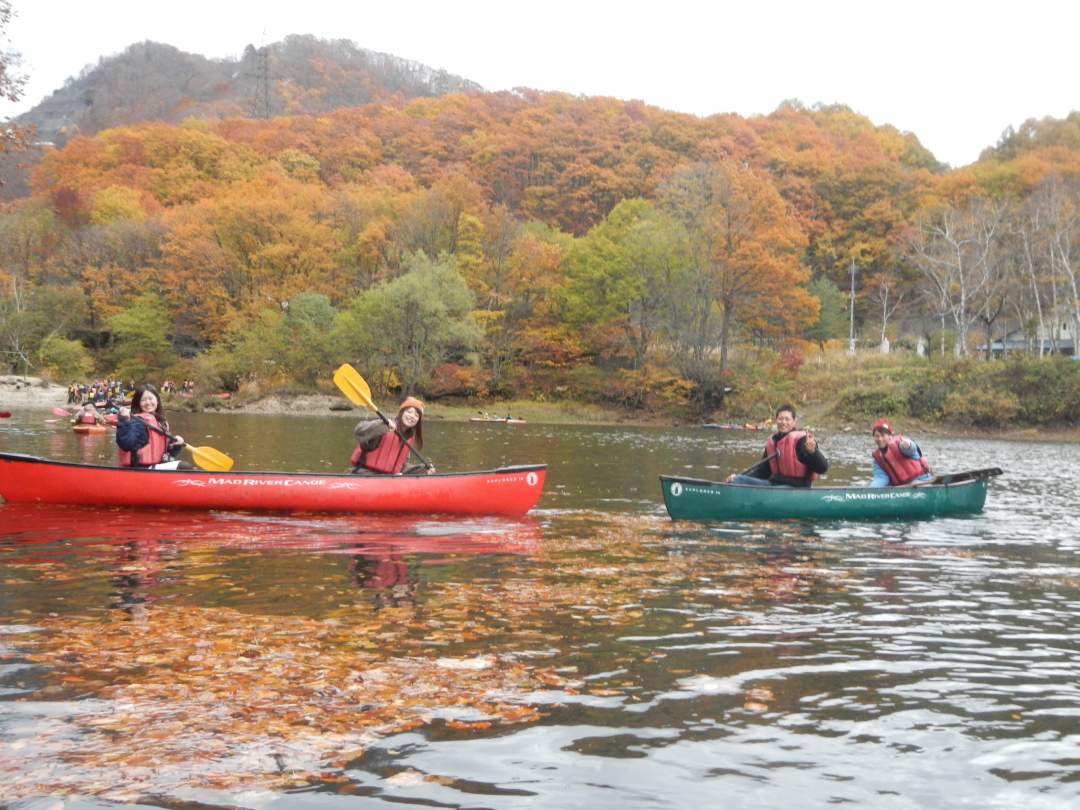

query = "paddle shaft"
[735,451,778,478]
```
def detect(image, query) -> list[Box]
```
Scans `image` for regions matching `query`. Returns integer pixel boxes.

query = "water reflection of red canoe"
[0,502,542,558]
[0,452,546,516]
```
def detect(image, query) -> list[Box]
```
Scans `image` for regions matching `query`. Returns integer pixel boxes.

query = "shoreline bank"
[4,377,1076,443]
[212,393,1080,443]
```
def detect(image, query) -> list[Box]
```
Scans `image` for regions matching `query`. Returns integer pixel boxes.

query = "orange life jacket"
[765,430,817,483]
[872,437,931,485]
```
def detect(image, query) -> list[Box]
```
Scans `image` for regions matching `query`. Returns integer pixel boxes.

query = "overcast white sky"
[1,0,1076,167]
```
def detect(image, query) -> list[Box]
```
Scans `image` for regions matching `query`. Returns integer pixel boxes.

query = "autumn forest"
[3,52,1080,420]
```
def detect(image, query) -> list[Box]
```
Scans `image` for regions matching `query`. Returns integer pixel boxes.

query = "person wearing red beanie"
[869,419,932,486]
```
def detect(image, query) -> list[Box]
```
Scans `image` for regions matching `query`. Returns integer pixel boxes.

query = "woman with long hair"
[349,396,434,475]
[115,384,192,470]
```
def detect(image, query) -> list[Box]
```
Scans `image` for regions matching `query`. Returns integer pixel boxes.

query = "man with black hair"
[726,404,828,487]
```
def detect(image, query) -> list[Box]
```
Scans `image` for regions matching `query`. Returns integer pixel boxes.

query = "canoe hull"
[0,453,546,517]
[660,475,987,521]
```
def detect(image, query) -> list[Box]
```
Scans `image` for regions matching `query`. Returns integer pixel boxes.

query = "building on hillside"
[978,323,1076,357]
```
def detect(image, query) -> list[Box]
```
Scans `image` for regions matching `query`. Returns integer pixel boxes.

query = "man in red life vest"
[725,404,828,487]
[72,401,103,425]
[869,418,932,486]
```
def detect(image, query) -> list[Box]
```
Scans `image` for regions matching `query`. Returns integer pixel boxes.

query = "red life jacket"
[351,429,411,474]
[117,413,170,468]
[77,412,98,424]
[765,430,817,483]
[872,437,931,485]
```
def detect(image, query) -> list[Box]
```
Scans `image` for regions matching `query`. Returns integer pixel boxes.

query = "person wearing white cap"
[869,418,933,486]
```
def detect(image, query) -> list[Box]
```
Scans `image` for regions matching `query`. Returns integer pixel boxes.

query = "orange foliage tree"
[661,161,815,375]
[157,174,345,343]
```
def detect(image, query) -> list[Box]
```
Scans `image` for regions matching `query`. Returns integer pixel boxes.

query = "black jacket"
[115,418,149,452]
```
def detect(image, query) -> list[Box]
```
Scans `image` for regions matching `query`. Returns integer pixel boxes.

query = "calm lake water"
[1,409,1078,808]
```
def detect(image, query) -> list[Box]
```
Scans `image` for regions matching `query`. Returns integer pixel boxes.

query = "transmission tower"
[251,45,271,119]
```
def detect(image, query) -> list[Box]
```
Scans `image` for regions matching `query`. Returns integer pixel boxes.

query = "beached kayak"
[0,452,546,516]
[660,474,991,521]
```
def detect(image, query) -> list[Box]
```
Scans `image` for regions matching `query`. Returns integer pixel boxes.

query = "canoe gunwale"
[660,474,986,491]
[0,452,543,479]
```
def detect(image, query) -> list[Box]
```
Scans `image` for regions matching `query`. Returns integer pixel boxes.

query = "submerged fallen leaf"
[434,655,495,670]
[445,720,491,730]
[385,769,426,786]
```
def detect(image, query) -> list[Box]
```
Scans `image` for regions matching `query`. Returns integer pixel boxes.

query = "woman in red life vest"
[725,404,828,487]
[115,384,193,470]
[869,418,932,486]
[349,396,435,475]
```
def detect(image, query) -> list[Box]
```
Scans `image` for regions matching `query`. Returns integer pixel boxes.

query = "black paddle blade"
[933,467,1004,485]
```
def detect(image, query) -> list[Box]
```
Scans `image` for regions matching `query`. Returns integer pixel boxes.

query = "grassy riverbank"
[789,351,1080,439]
[184,351,1080,443]
[197,391,661,426]
[19,352,1077,441]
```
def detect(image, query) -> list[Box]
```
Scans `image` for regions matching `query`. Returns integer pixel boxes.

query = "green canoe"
[660,474,991,521]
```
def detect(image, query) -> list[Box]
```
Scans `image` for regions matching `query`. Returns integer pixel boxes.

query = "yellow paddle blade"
[332,363,377,411]
[187,444,234,472]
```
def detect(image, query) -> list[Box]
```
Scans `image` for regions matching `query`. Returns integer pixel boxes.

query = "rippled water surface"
[1,409,1078,808]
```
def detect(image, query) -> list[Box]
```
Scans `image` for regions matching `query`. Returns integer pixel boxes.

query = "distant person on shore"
[349,396,434,475]
[116,384,193,470]
[71,401,104,426]
[868,418,932,486]
[725,404,828,487]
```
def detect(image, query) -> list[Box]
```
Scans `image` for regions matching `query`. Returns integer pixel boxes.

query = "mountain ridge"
[16,34,484,145]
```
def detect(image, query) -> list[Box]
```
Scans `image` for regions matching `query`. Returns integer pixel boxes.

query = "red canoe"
[0,452,546,516]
